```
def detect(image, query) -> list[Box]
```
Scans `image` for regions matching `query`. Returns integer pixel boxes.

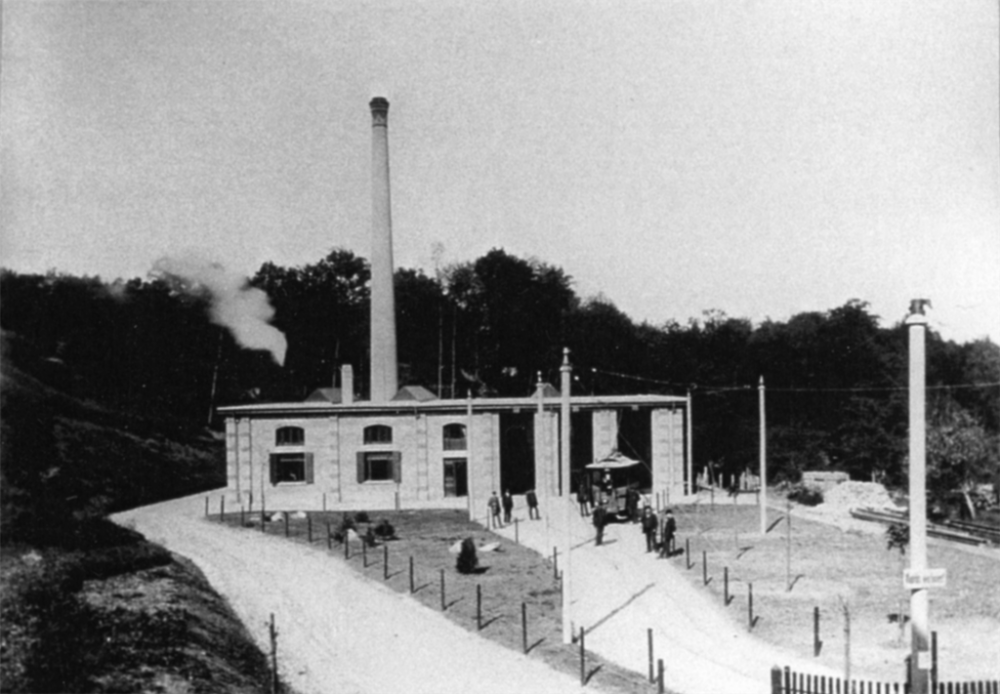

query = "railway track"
[849,507,1000,546]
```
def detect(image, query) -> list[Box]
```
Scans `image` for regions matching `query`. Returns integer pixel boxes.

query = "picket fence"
[771,667,999,694]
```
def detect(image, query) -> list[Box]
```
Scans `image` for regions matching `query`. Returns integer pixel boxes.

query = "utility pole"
[907,299,931,694]
[560,348,573,645]
[686,389,694,496]
[759,376,767,535]
[466,392,475,522]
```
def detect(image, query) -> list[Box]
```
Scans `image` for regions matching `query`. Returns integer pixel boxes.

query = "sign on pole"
[903,568,947,590]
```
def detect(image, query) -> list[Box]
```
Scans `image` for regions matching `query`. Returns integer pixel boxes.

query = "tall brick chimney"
[369,97,398,402]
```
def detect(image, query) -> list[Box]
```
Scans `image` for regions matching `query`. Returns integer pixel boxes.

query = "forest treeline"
[2,247,997,500]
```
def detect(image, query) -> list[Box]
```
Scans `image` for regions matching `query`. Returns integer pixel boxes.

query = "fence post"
[440,569,446,611]
[658,658,665,694]
[260,508,266,533]
[383,544,389,580]
[686,539,691,569]
[703,551,708,585]
[205,496,209,517]
[409,556,414,593]
[648,628,654,683]
[724,567,729,605]
[515,518,519,544]
[930,631,937,694]
[770,666,783,694]
[748,582,754,631]
[344,534,349,559]
[284,513,289,538]
[362,538,367,568]
[522,602,528,654]
[220,495,225,520]
[579,626,586,686]
[326,521,332,550]
[477,584,482,630]
[322,492,326,512]
[814,606,822,656]
[268,613,278,694]
[241,506,246,527]
[553,547,559,580]
[307,514,313,543]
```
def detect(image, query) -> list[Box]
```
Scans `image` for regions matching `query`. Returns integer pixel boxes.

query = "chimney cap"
[370,97,389,117]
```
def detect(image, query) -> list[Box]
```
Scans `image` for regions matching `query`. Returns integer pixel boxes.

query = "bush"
[456,538,478,574]
[787,484,824,506]
[373,519,395,540]
[354,511,370,524]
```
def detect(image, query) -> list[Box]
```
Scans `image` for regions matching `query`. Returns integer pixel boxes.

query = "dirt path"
[114,495,589,694]
[490,499,836,694]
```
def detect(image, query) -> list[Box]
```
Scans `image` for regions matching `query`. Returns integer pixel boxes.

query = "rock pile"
[819,481,899,513]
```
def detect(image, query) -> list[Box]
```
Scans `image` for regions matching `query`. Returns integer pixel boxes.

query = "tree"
[443,249,576,396]
[926,403,996,519]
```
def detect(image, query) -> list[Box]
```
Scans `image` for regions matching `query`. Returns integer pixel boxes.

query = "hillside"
[0,330,289,693]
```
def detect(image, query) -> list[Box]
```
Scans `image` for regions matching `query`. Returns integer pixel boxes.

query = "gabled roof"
[305,387,343,403]
[392,385,438,402]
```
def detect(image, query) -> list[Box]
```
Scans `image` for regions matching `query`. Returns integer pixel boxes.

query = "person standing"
[626,487,640,523]
[502,490,514,524]
[577,477,592,517]
[526,489,540,520]
[488,491,503,528]
[641,506,658,552]
[593,500,608,546]
[659,508,677,558]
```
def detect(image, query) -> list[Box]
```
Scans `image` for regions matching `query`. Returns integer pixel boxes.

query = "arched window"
[363,425,392,445]
[443,424,467,451]
[276,426,304,446]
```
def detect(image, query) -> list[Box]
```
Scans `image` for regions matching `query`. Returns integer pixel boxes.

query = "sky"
[2,0,998,345]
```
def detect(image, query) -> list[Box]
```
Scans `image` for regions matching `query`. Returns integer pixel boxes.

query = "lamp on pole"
[560,348,574,644]
[907,299,931,694]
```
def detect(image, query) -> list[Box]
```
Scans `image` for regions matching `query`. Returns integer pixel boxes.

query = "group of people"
[486,484,678,558]
[591,498,677,557]
[488,489,540,528]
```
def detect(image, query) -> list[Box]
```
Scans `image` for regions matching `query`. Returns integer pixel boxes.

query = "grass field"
[667,502,1000,683]
[219,508,659,694]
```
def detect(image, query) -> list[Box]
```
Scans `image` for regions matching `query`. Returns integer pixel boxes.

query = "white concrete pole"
[907,302,930,694]
[536,371,552,554]
[686,390,694,496]
[759,376,767,535]
[467,392,475,522]
[560,348,574,644]
[369,97,398,402]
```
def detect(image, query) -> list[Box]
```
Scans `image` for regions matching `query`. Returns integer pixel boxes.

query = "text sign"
[903,568,947,589]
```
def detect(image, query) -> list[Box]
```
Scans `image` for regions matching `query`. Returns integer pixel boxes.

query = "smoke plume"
[152,254,287,366]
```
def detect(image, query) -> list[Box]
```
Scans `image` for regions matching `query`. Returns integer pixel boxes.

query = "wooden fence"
[772,666,999,694]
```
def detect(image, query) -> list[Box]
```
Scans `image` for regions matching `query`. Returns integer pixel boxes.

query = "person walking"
[488,491,503,528]
[641,505,658,552]
[593,500,608,546]
[526,489,540,520]
[502,490,514,524]
[659,508,677,558]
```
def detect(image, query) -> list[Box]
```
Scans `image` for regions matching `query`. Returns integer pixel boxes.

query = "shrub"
[886,523,909,555]
[354,511,370,524]
[373,519,395,540]
[787,484,824,506]
[456,538,478,574]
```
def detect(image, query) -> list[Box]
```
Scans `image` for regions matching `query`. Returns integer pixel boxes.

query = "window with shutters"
[275,426,304,446]
[357,451,401,483]
[269,452,314,485]
[363,425,392,444]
